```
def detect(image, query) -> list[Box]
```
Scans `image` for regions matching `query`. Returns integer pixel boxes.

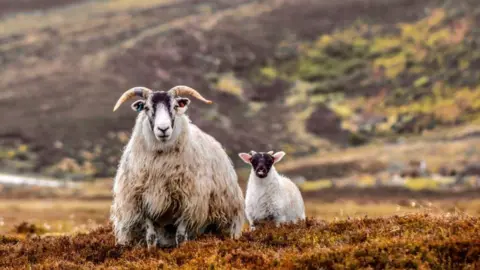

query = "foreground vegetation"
[0,214,479,269]
[1,185,480,269]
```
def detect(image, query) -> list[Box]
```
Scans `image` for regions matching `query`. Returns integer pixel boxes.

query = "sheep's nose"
[257,168,266,175]
[157,127,170,134]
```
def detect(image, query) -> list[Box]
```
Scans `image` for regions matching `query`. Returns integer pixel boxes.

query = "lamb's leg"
[246,215,256,231]
[275,215,287,227]
[175,222,188,246]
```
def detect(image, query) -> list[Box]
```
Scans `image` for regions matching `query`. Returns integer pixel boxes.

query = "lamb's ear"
[272,151,286,164]
[238,153,252,164]
[131,100,146,112]
[175,97,190,115]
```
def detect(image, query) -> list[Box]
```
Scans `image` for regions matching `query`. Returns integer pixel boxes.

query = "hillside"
[0,214,479,269]
[4,0,479,178]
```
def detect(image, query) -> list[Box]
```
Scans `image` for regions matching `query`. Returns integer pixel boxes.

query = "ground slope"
[0,0,452,177]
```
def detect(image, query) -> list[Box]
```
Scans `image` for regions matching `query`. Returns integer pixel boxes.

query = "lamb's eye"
[144,106,149,112]
[174,105,179,110]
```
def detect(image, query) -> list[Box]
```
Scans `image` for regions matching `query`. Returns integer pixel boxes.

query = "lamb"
[110,85,245,248]
[238,150,305,230]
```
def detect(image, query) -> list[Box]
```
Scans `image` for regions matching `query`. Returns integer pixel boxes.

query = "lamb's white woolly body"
[245,167,305,228]
[111,112,245,246]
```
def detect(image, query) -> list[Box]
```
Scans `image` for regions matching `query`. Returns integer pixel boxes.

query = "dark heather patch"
[250,152,275,178]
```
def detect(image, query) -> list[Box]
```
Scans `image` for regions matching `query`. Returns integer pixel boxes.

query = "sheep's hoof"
[146,233,157,250]
[175,234,187,246]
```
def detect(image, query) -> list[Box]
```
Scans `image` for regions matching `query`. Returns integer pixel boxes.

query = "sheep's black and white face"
[250,153,274,178]
[239,151,286,178]
[131,91,190,142]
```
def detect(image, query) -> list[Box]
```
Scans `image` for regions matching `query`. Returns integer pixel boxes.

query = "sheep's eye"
[144,106,149,112]
[174,105,179,110]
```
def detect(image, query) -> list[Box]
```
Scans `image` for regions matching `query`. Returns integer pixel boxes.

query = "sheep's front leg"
[176,222,188,246]
[230,215,244,239]
[114,223,137,246]
[111,203,142,246]
[145,218,157,250]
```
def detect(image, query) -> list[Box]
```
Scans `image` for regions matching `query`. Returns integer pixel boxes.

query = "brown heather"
[1,214,479,269]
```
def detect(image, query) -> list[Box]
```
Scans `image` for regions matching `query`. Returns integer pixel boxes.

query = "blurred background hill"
[1,0,480,191]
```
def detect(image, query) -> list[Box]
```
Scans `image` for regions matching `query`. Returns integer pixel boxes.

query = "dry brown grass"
[1,214,479,269]
[2,195,480,234]
[1,183,480,268]
[0,199,109,235]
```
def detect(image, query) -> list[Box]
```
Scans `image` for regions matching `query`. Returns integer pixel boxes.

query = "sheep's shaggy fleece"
[240,151,305,229]
[111,112,245,246]
[245,167,305,228]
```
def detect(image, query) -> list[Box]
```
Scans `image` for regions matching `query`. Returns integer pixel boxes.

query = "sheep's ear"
[272,151,286,164]
[175,98,190,115]
[238,153,252,164]
[131,100,146,112]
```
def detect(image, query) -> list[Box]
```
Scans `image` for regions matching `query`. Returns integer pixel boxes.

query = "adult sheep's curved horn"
[168,85,213,104]
[113,87,152,112]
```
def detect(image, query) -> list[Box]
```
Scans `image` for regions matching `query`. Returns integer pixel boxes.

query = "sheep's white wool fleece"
[111,113,245,245]
[245,167,305,227]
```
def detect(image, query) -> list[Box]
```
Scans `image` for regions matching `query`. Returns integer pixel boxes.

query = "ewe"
[239,150,305,230]
[111,86,245,248]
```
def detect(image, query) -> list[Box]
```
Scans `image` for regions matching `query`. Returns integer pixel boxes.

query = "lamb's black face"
[250,152,274,178]
[131,91,190,142]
